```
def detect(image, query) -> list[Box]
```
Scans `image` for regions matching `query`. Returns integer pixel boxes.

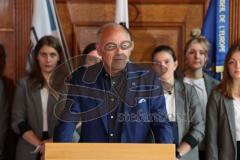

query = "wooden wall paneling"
[0,2,18,160]
[129,3,203,38]
[0,31,15,91]
[15,0,33,81]
[58,0,116,57]
[229,0,240,45]
[238,0,240,44]
[0,0,14,28]
[128,2,204,64]
[56,0,206,4]
[56,0,208,67]
[130,23,185,62]
[73,24,100,55]
[0,0,15,98]
[0,0,14,80]
[56,2,74,56]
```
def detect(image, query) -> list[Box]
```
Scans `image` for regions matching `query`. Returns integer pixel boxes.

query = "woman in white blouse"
[183,29,218,159]
[183,29,218,119]
[206,45,240,160]
[152,45,204,160]
[12,36,64,160]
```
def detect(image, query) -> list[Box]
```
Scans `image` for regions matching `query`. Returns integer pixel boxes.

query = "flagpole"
[115,0,129,29]
[52,0,73,73]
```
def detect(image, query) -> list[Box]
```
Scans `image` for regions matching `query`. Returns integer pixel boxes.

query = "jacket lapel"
[83,64,109,132]
[203,73,211,96]
[121,71,133,142]
[47,94,57,135]
[31,89,43,132]
[224,98,237,149]
[174,80,186,145]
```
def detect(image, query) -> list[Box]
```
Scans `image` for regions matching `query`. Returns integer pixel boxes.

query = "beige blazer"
[206,89,237,160]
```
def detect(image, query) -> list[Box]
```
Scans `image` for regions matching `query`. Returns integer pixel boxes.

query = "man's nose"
[115,46,124,54]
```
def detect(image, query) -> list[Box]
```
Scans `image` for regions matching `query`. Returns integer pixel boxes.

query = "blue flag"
[202,0,229,80]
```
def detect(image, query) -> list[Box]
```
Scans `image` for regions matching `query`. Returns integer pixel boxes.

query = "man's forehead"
[99,26,130,41]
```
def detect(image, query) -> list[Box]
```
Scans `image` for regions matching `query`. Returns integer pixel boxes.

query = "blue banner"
[202,0,229,79]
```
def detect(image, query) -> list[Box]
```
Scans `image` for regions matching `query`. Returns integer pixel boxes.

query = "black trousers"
[169,122,179,146]
[36,131,49,160]
[199,150,205,160]
[238,141,240,160]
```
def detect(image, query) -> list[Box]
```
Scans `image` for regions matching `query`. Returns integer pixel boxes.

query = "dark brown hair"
[216,44,240,98]
[81,42,96,63]
[151,45,177,62]
[28,35,64,90]
[151,45,182,79]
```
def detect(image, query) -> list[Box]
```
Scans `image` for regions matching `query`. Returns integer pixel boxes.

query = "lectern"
[45,143,175,160]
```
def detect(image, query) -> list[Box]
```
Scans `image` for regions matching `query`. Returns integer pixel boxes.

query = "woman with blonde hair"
[183,29,218,159]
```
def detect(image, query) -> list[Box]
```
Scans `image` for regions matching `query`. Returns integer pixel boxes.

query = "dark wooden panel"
[73,22,184,63]
[229,0,240,45]
[56,3,74,56]
[0,31,15,79]
[73,24,99,56]
[56,0,206,4]
[0,0,15,94]
[130,23,184,63]
[15,0,33,80]
[57,0,206,67]
[0,0,14,28]
[0,0,14,79]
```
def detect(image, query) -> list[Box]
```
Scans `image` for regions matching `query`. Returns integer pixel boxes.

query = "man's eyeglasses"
[104,41,132,52]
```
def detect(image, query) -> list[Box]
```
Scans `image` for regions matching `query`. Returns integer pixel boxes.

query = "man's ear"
[174,60,179,71]
[130,41,134,51]
[96,43,102,56]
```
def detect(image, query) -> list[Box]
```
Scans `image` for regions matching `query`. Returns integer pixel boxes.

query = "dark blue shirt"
[103,70,125,142]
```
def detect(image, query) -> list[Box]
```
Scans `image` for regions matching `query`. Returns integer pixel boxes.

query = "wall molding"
[15,0,33,80]
[229,0,240,45]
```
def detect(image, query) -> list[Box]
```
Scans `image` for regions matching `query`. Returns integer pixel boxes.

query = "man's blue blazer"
[54,62,173,143]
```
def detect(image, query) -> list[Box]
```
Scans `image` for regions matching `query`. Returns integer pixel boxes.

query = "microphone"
[168,90,172,95]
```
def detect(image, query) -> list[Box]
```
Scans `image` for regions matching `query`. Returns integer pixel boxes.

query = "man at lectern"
[53,23,173,143]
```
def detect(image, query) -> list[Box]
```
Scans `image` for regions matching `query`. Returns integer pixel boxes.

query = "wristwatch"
[176,150,182,159]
